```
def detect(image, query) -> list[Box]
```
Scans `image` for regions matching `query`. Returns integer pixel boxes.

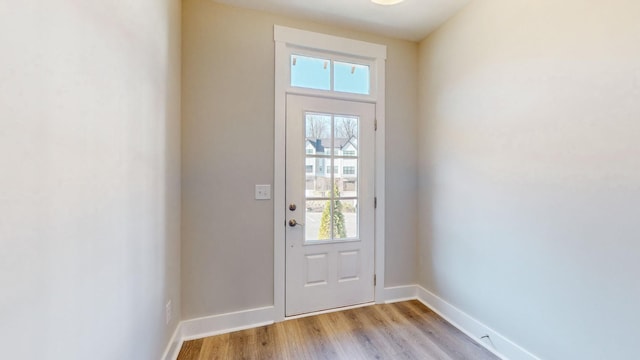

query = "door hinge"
[374,197,377,209]
[374,274,377,286]
[374,119,378,131]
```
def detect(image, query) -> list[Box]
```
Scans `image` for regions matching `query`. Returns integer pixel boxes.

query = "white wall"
[0,1,181,359]
[181,0,418,319]
[418,0,640,359]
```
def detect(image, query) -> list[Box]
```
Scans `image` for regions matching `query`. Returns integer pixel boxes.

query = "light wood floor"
[177,300,499,360]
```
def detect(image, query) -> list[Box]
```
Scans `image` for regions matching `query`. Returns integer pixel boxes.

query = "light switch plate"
[255,184,271,200]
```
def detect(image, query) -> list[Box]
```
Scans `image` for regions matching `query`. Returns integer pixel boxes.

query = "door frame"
[273,25,387,321]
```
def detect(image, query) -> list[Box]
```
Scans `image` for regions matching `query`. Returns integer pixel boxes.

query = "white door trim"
[274,25,387,322]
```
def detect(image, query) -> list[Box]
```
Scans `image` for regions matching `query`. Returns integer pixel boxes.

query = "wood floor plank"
[398,301,497,360]
[227,326,257,359]
[252,325,277,359]
[177,301,500,360]
[337,306,397,359]
[317,311,369,360]
[297,315,343,359]
[269,321,300,360]
[373,304,449,360]
[381,302,454,359]
[176,338,203,360]
[198,333,230,360]
[277,317,317,360]
[357,305,418,357]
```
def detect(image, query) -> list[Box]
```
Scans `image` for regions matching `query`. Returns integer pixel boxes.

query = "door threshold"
[284,301,375,321]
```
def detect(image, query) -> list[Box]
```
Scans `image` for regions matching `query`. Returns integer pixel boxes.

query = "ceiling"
[213,0,471,42]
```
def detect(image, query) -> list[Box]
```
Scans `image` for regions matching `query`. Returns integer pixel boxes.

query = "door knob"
[289,203,297,211]
[288,219,304,227]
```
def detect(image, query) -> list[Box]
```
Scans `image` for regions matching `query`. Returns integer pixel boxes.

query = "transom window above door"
[290,54,371,95]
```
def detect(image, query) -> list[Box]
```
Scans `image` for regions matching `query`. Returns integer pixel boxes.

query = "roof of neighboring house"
[306,136,357,153]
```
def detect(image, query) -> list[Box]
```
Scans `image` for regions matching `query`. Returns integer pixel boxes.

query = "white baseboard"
[161,323,183,360]
[415,286,540,360]
[382,285,418,303]
[181,305,275,341]
[161,286,538,360]
[383,285,539,360]
[161,305,275,360]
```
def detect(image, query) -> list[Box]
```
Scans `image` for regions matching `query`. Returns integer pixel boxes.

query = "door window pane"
[334,176,357,198]
[305,200,329,241]
[291,55,330,91]
[339,199,358,239]
[305,113,331,145]
[326,166,338,174]
[334,116,358,157]
[310,197,349,240]
[303,113,361,242]
[334,61,370,95]
[305,165,331,196]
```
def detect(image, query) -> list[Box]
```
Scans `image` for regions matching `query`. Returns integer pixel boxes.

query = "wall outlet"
[165,300,172,325]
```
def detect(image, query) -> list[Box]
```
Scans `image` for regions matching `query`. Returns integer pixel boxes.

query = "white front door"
[285,94,375,316]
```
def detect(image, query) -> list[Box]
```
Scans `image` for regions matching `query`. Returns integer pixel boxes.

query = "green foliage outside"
[318,184,346,239]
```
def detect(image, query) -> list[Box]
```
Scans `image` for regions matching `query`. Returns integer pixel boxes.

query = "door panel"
[285,94,375,316]
[305,253,328,286]
[338,250,360,281]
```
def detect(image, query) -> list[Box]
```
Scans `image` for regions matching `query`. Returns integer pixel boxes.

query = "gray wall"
[181,0,418,319]
[0,0,182,358]
[418,0,640,358]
